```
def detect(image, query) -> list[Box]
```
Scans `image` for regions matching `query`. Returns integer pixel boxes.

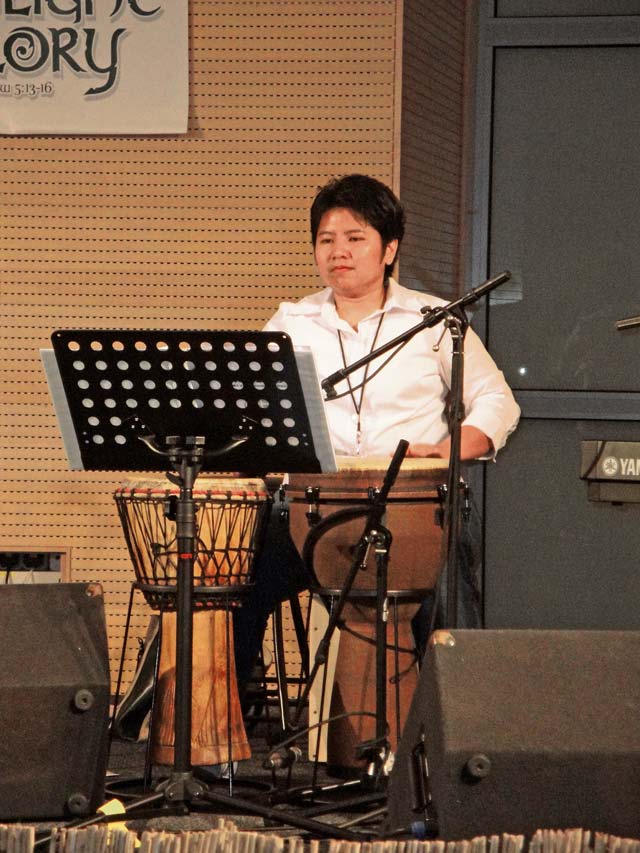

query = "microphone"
[263,745,302,771]
[420,270,512,316]
[461,269,511,305]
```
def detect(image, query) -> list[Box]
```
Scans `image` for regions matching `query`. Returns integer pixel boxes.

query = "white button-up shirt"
[264,279,520,458]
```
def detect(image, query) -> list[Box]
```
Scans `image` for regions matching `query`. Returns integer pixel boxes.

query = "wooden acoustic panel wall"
[399,0,469,299]
[0,1,401,689]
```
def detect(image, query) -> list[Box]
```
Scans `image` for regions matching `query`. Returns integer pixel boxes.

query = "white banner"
[0,0,188,135]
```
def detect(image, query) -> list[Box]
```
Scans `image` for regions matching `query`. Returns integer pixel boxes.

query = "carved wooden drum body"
[287,457,447,771]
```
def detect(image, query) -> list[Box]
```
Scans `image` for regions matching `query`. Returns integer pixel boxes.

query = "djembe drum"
[287,457,448,771]
[114,476,271,766]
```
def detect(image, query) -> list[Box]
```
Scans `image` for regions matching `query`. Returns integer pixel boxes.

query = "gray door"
[472,7,640,628]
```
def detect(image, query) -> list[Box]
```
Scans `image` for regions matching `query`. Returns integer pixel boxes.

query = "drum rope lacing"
[114,481,272,611]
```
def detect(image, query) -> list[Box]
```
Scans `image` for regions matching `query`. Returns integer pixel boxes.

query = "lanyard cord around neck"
[337,309,385,453]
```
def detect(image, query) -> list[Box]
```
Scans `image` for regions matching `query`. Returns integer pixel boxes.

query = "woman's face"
[313,207,398,301]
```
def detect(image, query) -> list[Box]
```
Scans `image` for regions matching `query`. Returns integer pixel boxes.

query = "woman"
[264,173,520,461]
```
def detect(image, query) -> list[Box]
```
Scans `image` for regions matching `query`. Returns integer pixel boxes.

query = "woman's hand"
[406,426,494,461]
[405,442,446,458]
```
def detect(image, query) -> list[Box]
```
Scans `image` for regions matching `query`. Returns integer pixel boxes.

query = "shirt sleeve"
[264,301,307,337]
[262,304,288,333]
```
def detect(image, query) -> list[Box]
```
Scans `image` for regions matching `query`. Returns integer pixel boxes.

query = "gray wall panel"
[485,418,640,629]
[488,46,640,392]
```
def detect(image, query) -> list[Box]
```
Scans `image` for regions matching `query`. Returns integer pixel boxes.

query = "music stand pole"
[163,438,204,786]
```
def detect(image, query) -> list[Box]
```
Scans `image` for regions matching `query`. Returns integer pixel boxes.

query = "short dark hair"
[310,174,406,279]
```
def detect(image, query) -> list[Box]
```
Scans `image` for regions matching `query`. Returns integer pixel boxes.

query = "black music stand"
[45,329,335,476]
[40,329,371,841]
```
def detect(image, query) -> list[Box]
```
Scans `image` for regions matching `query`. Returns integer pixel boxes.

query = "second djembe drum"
[287,457,447,772]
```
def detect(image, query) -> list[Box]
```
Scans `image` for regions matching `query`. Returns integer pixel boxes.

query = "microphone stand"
[441,313,466,628]
[321,271,511,629]
[265,441,409,815]
[321,271,510,401]
[616,314,640,330]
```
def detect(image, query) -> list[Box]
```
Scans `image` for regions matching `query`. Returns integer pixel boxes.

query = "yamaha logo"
[602,457,619,477]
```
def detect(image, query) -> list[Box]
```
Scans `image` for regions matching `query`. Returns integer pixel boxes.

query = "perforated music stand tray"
[41,329,337,476]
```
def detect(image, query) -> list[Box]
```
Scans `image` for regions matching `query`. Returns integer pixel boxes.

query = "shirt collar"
[288,278,428,324]
[383,278,429,313]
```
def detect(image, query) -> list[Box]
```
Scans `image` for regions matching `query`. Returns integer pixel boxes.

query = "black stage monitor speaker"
[386,629,640,841]
[0,583,110,821]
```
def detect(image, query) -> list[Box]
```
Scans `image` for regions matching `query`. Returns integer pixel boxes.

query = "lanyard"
[337,310,385,456]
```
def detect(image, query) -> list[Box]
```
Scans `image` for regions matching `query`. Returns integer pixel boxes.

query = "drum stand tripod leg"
[109,591,162,791]
[276,592,310,731]
[287,592,310,679]
[272,602,293,733]
[142,610,163,790]
[224,598,236,788]
[270,592,310,735]
[109,582,137,749]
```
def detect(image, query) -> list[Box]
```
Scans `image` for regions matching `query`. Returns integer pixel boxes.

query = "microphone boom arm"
[321,271,511,398]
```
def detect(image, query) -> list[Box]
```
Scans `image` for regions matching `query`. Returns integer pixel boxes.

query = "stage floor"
[63,722,390,843]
